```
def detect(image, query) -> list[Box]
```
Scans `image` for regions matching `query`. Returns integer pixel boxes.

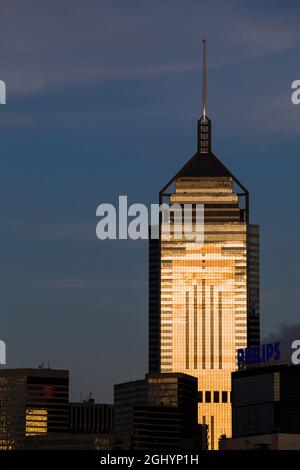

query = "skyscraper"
[149,41,260,449]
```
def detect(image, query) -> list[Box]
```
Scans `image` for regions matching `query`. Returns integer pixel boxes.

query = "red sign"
[43,384,54,399]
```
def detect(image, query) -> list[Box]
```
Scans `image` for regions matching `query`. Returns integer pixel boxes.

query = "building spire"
[202,39,206,119]
[198,39,211,154]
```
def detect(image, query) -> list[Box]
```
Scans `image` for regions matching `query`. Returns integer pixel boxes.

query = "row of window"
[198,390,231,404]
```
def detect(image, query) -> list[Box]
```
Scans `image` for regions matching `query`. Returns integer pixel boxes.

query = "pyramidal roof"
[175,150,232,179]
[160,146,247,195]
[160,40,247,195]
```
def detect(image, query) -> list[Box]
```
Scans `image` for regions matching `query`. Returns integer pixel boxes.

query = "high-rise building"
[220,363,300,450]
[114,373,206,450]
[0,368,69,450]
[114,378,147,437]
[149,41,260,449]
[26,399,113,450]
[232,364,300,438]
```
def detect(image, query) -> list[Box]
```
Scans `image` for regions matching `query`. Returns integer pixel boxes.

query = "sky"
[0,0,300,402]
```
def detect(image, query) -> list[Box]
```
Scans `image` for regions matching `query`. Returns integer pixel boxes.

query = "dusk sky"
[0,0,300,402]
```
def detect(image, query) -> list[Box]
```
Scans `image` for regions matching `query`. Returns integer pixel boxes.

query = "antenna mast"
[202,39,207,119]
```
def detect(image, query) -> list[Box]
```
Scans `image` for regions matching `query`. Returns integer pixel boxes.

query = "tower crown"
[198,115,211,154]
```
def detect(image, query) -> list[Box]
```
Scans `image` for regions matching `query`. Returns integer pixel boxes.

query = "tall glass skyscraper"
[149,41,260,449]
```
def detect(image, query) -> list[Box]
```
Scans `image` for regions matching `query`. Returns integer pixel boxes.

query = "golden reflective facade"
[159,175,257,449]
[149,144,260,450]
[149,46,260,448]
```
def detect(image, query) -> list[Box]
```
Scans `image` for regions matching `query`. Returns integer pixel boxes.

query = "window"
[198,391,203,403]
[213,391,219,403]
[222,391,228,403]
[205,391,211,403]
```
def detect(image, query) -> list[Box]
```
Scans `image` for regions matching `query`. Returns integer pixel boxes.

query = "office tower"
[0,368,69,450]
[149,41,260,449]
[25,397,114,450]
[114,373,206,450]
[232,364,300,437]
[114,378,147,437]
[69,399,113,433]
[220,363,300,450]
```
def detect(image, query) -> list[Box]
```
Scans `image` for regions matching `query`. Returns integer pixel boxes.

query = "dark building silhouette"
[0,368,69,450]
[220,364,300,450]
[26,433,104,450]
[114,378,147,436]
[69,399,113,433]
[114,373,207,450]
[25,398,114,450]
[232,364,300,437]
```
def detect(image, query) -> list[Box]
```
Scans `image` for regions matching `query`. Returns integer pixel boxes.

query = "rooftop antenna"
[202,39,207,120]
[198,39,211,153]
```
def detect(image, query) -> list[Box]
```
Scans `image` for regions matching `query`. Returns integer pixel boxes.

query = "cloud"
[262,323,300,361]
[0,1,299,95]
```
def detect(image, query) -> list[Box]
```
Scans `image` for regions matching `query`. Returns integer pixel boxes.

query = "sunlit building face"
[149,115,260,449]
[26,409,48,436]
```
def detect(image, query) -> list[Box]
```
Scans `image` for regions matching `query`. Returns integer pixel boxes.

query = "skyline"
[0,1,300,402]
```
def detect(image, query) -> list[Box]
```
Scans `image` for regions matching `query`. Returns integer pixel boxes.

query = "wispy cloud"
[263,322,300,361]
[0,1,299,95]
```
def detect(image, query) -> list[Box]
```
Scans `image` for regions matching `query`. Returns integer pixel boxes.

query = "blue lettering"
[237,349,245,367]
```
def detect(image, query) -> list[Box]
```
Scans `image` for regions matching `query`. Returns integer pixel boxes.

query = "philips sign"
[237,342,281,368]
[237,340,300,368]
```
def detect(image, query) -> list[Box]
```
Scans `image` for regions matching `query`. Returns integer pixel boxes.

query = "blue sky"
[0,0,300,401]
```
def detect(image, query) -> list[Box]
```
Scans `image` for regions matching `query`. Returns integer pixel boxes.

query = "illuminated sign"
[237,342,281,368]
[43,384,54,399]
